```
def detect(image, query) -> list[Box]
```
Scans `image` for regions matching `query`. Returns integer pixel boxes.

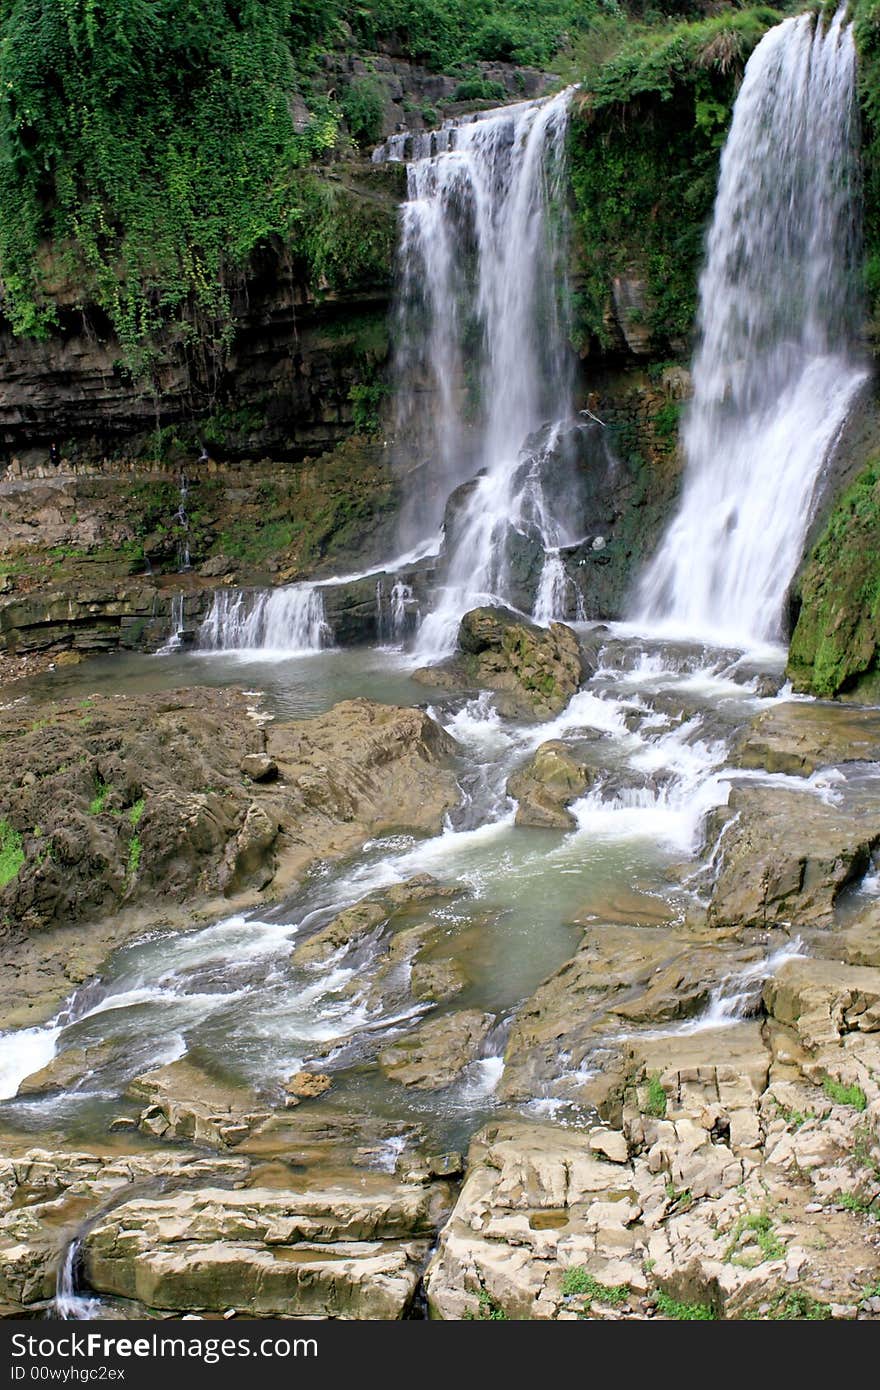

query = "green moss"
[787,459,880,697]
[0,820,25,889]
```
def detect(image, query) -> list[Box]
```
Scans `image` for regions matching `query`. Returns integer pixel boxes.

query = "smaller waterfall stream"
[55,1237,102,1320]
[379,89,581,656]
[199,585,330,654]
[636,9,867,647]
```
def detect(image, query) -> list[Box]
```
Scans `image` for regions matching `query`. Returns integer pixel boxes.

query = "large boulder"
[507,740,597,829]
[378,1009,494,1090]
[705,786,880,930]
[82,1177,454,1318]
[413,607,585,720]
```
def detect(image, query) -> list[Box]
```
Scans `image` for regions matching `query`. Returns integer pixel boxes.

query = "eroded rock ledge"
[0,690,460,1024]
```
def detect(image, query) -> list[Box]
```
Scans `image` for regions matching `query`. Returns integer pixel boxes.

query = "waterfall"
[379,91,579,655]
[636,10,867,649]
[376,578,418,645]
[198,584,330,653]
[55,1236,102,1319]
[157,592,187,654]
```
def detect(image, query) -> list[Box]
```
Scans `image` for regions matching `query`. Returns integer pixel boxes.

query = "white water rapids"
[0,632,843,1128]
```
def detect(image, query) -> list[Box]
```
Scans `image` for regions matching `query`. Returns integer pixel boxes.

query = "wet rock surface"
[705,786,880,930]
[378,1009,495,1090]
[735,701,880,776]
[507,740,596,829]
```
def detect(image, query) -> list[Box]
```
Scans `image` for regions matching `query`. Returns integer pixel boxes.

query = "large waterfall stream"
[637,9,867,647]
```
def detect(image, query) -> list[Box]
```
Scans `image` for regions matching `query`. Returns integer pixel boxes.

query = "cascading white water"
[199,584,330,654]
[55,1237,102,1319]
[379,91,578,654]
[636,10,867,648]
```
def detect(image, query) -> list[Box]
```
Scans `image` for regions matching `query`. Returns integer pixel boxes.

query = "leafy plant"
[341,77,386,146]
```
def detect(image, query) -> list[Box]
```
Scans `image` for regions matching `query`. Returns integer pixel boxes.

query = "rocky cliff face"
[0,163,405,468]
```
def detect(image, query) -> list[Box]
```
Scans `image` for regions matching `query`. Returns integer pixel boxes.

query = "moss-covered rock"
[413,606,586,720]
[787,459,880,698]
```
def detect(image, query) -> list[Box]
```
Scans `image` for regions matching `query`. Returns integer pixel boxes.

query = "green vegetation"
[568,7,783,350]
[127,835,142,879]
[822,1076,868,1111]
[836,1191,873,1213]
[654,1290,715,1320]
[723,1212,785,1266]
[787,459,880,698]
[643,1072,668,1117]
[349,0,608,72]
[853,0,880,333]
[452,78,507,102]
[89,780,111,815]
[128,798,145,828]
[561,1267,628,1305]
[464,1289,509,1319]
[341,76,386,147]
[766,1291,833,1321]
[664,1181,693,1211]
[0,819,24,889]
[0,1,343,362]
[349,381,389,435]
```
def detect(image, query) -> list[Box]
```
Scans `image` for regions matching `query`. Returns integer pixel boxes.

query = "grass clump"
[822,1077,868,1112]
[0,820,25,889]
[768,1291,833,1321]
[127,836,142,880]
[562,1267,628,1305]
[643,1072,668,1118]
[655,1291,715,1320]
[723,1212,785,1266]
[89,780,111,815]
[464,1289,508,1320]
[128,798,146,828]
